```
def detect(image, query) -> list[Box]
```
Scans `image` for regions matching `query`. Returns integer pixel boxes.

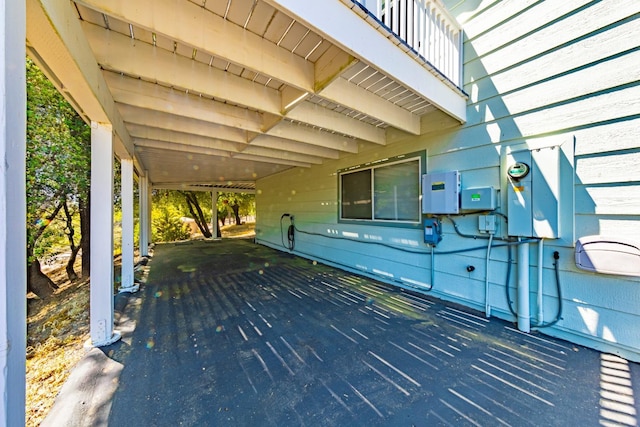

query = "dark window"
[341,169,372,219]
[339,153,422,224]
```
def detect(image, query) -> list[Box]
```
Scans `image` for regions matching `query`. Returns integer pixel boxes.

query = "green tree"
[150,190,255,240]
[26,58,91,297]
[218,193,255,226]
[179,191,212,238]
[152,205,191,242]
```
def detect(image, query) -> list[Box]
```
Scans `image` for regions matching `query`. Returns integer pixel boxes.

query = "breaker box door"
[506,147,559,238]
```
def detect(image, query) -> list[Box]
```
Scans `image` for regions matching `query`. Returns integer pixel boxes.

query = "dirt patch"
[26,262,91,427]
[221,222,255,239]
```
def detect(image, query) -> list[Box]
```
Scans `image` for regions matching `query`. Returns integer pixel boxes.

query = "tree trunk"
[63,198,79,281]
[231,203,241,225]
[26,199,64,298]
[183,191,212,238]
[80,194,90,277]
[28,259,57,298]
[66,247,81,282]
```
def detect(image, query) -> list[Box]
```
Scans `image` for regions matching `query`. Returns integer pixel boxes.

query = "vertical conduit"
[517,242,530,332]
[537,239,544,324]
[485,233,494,318]
[430,245,435,289]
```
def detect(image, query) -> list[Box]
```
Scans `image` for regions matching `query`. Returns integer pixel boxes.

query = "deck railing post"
[354,0,461,86]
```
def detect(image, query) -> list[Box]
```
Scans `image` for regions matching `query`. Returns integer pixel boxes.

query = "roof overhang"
[26,0,467,187]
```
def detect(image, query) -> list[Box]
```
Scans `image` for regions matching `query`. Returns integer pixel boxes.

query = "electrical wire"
[294,225,431,254]
[281,213,562,327]
[532,251,563,328]
[280,213,295,251]
[504,248,563,328]
[505,245,517,317]
[446,215,491,240]
[292,245,434,293]
[293,222,537,255]
[445,214,523,242]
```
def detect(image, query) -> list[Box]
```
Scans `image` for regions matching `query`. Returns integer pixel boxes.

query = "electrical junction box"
[423,217,442,245]
[506,147,559,238]
[422,171,460,214]
[478,215,497,233]
[461,187,497,211]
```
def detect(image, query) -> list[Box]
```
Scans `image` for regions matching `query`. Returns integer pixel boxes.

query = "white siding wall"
[256,0,640,361]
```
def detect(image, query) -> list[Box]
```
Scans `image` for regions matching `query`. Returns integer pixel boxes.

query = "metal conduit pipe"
[537,239,544,324]
[431,245,435,290]
[517,242,530,332]
[485,233,494,318]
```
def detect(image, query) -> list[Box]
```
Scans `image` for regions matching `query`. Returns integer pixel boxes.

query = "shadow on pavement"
[47,239,640,426]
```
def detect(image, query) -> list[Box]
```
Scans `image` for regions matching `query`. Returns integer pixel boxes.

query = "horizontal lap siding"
[456,0,640,360]
[257,0,640,360]
[460,0,639,361]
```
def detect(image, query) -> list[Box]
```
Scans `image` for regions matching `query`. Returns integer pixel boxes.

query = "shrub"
[152,206,190,242]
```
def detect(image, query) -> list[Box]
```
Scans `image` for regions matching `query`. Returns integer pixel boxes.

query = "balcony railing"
[353,0,462,87]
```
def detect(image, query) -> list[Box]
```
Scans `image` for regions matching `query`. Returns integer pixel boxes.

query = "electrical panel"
[461,187,497,211]
[422,171,460,214]
[506,147,559,238]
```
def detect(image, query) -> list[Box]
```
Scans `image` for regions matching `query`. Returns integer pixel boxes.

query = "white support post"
[1,1,26,424]
[139,173,149,257]
[211,190,219,239]
[147,182,153,245]
[119,158,138,293]
[89,122,120,347]
[517,242,531,333]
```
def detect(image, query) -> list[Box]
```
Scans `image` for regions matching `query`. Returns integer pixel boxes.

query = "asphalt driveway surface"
[46,239,640,426]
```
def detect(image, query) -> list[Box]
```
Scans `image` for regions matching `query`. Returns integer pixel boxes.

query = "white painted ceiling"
[27,0,465,190]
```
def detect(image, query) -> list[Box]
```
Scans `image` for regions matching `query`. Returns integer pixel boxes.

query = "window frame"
[338,151,426,228]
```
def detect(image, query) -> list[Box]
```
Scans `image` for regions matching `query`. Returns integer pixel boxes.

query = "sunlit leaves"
[26,58,91,259]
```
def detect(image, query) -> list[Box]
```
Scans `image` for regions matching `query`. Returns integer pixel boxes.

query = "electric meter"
[507,162,530,180]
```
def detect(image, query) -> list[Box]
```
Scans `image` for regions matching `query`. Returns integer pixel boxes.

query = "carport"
[23,0,465,347]
[42,239,640,425]
[3,0,467,423]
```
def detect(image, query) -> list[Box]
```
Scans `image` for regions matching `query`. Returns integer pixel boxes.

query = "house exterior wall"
[255,0,640,361]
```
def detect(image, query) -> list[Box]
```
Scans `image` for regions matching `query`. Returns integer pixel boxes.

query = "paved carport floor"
[70,240,640,425]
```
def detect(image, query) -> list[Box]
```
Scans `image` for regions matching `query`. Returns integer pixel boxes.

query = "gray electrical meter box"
[422,171,460,214]
[506,147,559,238]
[461,187,497,211]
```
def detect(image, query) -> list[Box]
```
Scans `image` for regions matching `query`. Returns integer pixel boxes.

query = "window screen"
[374,159,420,221]
[341,169,372,219]
[339,153,422,224]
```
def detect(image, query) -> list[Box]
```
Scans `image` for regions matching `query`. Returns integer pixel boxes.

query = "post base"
[118,283,140,294]
[84,331,122,349]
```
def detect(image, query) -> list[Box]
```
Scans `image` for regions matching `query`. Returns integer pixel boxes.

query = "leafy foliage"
[150,189,255,239]
[217,193,255,227]
[26,58,92,293]
[180,191,212,237]
[152,205,191,242]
